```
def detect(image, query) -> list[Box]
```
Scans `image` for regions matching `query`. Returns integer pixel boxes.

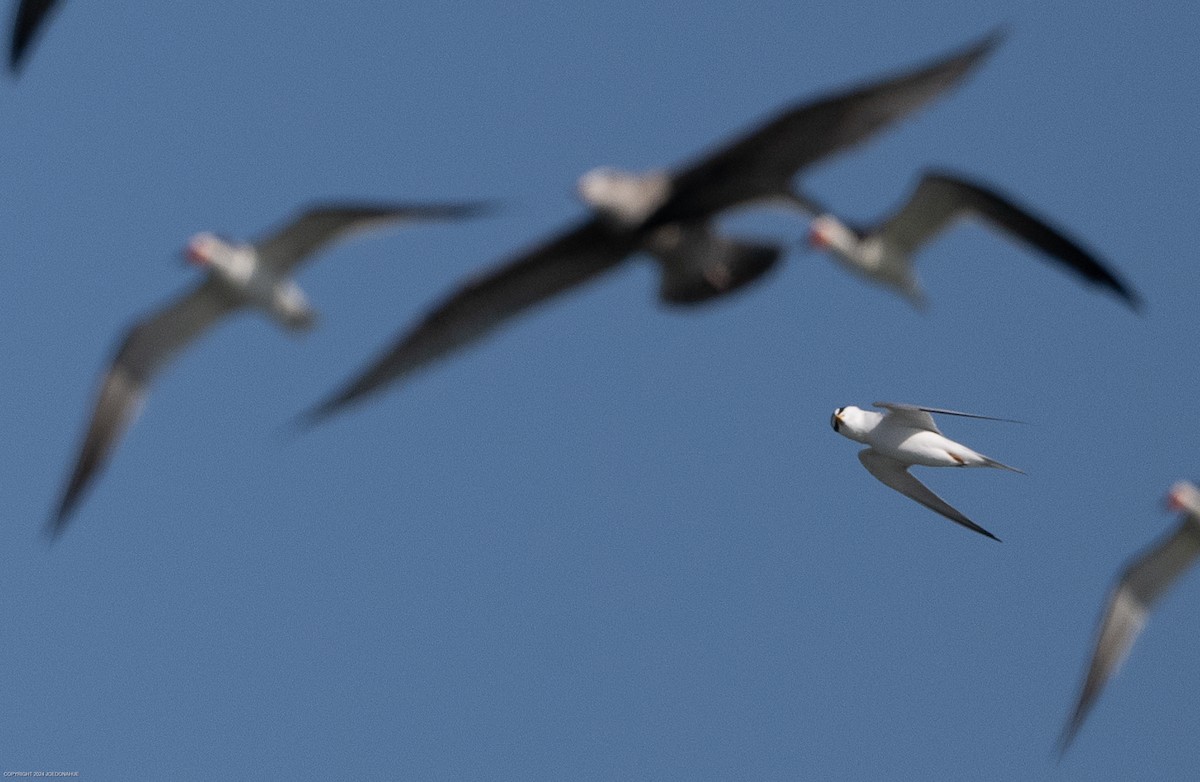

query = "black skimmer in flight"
[806,170,1139,308]
[302,31,1002,423]
[1059,481,1200,753]
[50,201,487,537]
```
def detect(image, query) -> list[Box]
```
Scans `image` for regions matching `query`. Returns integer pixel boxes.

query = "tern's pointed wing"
[9,0,58,72]
[878,172,1140,309]
[254,202,489,276]
[49,279,241,537]
[301,217,642,423]
[872,401,1022,431]
[645,30,1001,228]
[1059,519,1200,752]
[857,449,999,541]
[871,402,940,432]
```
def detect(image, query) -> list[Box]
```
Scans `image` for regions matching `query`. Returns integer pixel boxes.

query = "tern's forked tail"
[981,454,1025,474]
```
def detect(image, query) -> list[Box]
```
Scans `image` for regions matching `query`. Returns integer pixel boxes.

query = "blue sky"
[3,2,1199,779]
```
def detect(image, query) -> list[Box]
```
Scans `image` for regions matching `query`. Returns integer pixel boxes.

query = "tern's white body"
[831,402,1021,540]
[833,406,998,468]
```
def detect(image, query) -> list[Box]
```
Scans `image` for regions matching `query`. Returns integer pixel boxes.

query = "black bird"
[303,31,1002,423]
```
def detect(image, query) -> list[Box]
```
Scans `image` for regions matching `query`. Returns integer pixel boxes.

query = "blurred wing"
[301,217,642,423]
[9,0,59,72]
[49,280,240,537]
[254,201,489,276]
[858,449,999,541]
[646,30,1001,227]
[874,173,972,257]
[873,401,1022,428]
[891,172,1140,308]
[1059,520,1200,752]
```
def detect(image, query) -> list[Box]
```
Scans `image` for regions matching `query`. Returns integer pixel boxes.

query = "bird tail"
[654,228,782,304]
[981,454,1025,474]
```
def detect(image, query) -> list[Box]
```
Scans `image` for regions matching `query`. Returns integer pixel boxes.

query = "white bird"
[830,402,1023,541]
[50,201,487,538]
[1059,480,1200,753]
[9,0,60,72]
[806,169,1139,308]
[301,32,1000,423]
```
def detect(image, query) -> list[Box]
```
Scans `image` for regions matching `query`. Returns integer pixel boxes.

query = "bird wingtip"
[984,23,1011,46]
[1055,721,1081,759]
[462,200,500,218]
[968,24,1009,57]
[289,396,345,434]
[943,25,1007,67]
[288,408,325,434]
[417,200,500,222]
[1122,287,1145,313]
[42,510,69,545]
